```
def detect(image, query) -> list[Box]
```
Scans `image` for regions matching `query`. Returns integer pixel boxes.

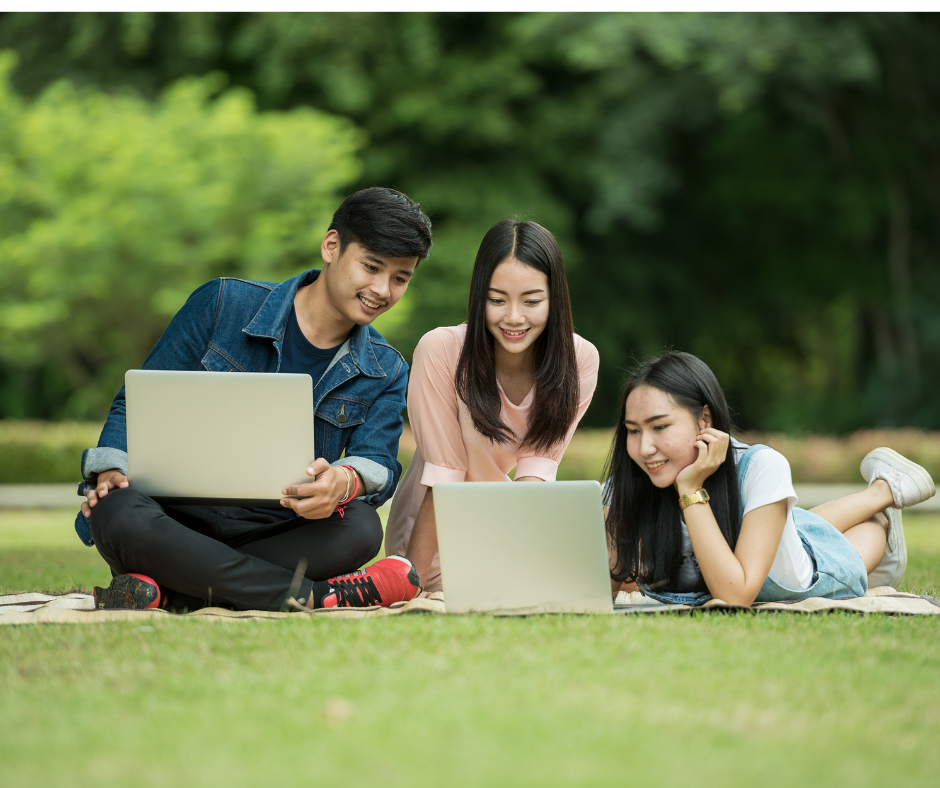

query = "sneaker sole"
[382,555,423,595]
[93,575,160,610]
[406,562,422,595]
[861,447,936,506]
[869,507,907,589]
[889,507,908,586]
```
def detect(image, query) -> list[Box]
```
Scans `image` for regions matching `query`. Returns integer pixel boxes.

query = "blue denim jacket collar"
[244,268,386,379]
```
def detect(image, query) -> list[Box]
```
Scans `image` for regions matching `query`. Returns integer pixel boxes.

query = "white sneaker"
[860,448,936,589]
[860,447,936,508]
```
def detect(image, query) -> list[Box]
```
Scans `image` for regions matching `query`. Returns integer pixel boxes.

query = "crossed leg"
[90,487,382,610]
[809,479,891,574]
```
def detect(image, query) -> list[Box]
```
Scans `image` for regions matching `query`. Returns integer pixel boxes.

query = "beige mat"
[0,591,445,625]
[612,586,940,616]
[1,586,937,624]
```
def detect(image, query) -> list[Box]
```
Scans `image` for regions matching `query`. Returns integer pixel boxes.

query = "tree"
[0,51,362,418]
[1,12,938,431]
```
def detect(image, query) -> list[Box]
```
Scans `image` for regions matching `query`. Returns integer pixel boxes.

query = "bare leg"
[842,518,888,574]
[611,579,639,595]
[809,479,893,534]
[810,481,892,576]
[405,488,438,589]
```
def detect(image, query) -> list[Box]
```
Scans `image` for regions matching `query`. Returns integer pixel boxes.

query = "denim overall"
[637,444,869,606]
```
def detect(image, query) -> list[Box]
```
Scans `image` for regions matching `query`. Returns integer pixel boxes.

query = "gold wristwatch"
[678,488,710,510]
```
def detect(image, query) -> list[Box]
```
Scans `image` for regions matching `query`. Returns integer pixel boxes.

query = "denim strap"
[734,443,770,520]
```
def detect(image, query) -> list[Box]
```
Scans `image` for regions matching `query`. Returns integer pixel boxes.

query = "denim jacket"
[74,269,408,546]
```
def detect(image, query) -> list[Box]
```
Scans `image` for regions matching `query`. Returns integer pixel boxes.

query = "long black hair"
[455,219,579,453]
[604,352,741,587]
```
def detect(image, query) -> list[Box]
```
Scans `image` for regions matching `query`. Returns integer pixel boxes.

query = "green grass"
[0,509,106,594]
[1,510,939,788]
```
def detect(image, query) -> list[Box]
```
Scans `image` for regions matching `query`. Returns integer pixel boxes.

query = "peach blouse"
[384,324,600,591]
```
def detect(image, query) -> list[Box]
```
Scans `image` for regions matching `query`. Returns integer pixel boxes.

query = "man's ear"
[700,404,713,430]
[321,229,342,265]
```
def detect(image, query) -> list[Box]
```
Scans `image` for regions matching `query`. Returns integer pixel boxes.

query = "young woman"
[384,220,600,592]
[605,351,935,606]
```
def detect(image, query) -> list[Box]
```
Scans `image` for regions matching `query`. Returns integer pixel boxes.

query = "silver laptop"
[433,480,620,614]
[125,370,315,506]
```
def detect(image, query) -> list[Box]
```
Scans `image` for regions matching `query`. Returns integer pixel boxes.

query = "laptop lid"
[125,369,315,507]
[433,480,614,614]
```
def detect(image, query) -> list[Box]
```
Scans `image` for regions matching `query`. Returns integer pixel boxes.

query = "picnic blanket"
[0,591,446,625]
[613,586,940,616]
[1,586,937,624]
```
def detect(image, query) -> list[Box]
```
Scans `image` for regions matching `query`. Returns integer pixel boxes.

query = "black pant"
[89,487,383,611]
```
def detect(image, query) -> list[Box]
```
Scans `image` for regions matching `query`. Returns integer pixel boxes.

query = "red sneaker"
[93,573,166,610]
[322,556,422,608]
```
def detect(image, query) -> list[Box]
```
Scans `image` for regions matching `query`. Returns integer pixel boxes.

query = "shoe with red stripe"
[93,573,166,610]
[322,556,422,608]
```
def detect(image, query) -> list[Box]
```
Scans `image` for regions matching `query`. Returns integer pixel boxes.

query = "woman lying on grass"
[605,352,936,606]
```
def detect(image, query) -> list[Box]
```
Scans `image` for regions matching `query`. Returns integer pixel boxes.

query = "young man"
[77,187,432,612]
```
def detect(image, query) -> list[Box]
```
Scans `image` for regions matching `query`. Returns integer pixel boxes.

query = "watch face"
[680,489,709,509]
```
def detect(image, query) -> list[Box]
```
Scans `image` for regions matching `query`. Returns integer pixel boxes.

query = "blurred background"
[0,11,938,484]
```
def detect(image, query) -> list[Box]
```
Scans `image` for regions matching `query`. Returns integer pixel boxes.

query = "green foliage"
[741,429,940,485]
[8,418,939,486]
[0,421,99,483]
[0,13,939,431]
[553,426,940,485]
[0,51,363,419]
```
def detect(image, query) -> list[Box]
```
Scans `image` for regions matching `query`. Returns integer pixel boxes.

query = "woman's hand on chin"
[674,428,730,496]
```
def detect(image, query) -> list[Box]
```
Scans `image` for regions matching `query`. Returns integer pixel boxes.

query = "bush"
[397,426,940,484]
[739,430,940,485]
[0,50,363,420]
[0,421,101,483]
[5,421,938,486]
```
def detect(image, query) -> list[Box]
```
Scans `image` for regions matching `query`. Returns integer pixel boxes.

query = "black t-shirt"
[281,305,342,382]
[258,305,342,519]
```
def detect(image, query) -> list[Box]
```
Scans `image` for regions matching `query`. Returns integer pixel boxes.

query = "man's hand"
[81,468,129,518]
[280,458,359,520]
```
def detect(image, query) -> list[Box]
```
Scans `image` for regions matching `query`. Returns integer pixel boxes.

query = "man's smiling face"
[321,230,419,326]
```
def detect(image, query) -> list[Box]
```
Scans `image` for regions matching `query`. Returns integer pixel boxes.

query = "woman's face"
[624,385,708,489]
[485,257,550,360]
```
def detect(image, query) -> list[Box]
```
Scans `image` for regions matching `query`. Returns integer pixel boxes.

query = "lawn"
[1,509,939,788]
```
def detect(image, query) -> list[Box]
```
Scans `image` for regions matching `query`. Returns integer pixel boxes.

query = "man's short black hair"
[328,187,433,261]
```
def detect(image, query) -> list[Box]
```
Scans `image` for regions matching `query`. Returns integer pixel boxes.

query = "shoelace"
[329,571,382,607]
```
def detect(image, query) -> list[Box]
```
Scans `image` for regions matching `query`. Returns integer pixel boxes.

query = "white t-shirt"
[673,440,814,592]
